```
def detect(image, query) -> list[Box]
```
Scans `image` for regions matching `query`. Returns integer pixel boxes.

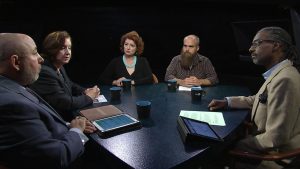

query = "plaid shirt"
[164,53,219,85]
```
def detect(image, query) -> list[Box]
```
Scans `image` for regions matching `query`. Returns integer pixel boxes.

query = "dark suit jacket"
[30,60,93,121]
[100,56,153,85]
[0,75,84,169]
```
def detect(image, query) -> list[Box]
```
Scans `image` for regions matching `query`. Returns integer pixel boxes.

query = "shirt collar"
[262,59,288,80]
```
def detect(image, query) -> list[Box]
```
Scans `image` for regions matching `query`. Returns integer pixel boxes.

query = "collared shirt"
[164,53,219,85]
[227,59,289,107]
[262,59,289,80]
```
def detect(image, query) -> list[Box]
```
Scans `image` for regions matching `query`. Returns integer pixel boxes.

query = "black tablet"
[182,117,224,142]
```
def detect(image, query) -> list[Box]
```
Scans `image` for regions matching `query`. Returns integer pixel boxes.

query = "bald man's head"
[0,33,43,85]
[0,33,32,62]
[184,35,200,46]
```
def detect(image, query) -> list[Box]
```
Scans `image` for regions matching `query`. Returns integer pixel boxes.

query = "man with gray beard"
[165,35,218,87]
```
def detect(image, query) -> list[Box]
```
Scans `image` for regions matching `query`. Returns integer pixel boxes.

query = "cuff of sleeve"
[225,97,231,109]
[70,128,89,145]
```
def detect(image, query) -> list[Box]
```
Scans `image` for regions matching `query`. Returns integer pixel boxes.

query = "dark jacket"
[100,56,153,85]
[0,75,84,169]
[30,60,93,121]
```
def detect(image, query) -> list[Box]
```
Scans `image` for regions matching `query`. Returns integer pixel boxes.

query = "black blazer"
[100,56,153,85]
[30,60,93,121]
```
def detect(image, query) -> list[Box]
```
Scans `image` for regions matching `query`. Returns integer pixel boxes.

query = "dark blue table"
[89,83,250,169]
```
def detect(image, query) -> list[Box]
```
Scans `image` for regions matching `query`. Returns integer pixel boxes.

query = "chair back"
[152,73,159,84]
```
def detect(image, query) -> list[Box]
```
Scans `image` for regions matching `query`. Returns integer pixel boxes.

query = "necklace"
[123,55,137,68]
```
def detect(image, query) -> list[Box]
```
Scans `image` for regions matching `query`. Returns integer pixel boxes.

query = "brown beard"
[180,51,195,69]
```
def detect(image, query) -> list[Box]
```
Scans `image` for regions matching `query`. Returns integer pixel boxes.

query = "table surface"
[89,83,250,169]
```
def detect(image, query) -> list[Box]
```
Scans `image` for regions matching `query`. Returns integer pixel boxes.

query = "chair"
[152,73,159,84]
[229,148,300,168]
[228,120,300,168]
[0,162,9,169]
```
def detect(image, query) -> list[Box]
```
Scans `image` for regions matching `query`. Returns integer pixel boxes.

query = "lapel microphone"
[259,91,268,104]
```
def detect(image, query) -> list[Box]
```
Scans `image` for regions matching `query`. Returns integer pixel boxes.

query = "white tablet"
[92,114,140,133]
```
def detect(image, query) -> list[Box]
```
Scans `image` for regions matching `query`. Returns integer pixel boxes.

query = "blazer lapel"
[60,67,73,96]
[0,76,67,124]
[21,88,67,124]
[251,60,293,120]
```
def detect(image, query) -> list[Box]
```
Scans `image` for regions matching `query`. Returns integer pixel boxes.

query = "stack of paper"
[179,110,226,126]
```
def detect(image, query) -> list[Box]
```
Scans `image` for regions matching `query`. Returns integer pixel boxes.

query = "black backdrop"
[1,1,299,93]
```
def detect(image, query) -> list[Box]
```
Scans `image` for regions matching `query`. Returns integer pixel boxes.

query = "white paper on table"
[178,86,202,91]
[179,110,226,126]
[178,86,191,91]
[93,95,107,103]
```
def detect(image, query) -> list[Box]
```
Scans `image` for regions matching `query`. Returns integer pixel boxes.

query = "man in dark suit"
[0,33,96,169]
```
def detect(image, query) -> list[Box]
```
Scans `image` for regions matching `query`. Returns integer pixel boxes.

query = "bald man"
[0,33,96,169]
[165,35,219,86]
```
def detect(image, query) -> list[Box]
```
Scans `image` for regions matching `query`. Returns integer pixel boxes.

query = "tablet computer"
[182,117,224,142]
[92,114,140,133]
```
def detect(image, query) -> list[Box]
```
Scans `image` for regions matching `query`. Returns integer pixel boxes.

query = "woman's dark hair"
[42,31,71,60]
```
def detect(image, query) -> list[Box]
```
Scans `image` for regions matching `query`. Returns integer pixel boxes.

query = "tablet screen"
[93,114,138,132]
[182,117,223,141]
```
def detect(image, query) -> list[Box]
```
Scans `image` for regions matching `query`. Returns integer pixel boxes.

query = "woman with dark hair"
[30,31,100,121]
[100,31,153,86]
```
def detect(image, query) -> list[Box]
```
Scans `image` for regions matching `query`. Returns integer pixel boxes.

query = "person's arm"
[165,57,179,81]
[133,57,153,85]
[60,67,86,95]
[30,68,93,112]
[208,95,255,111]
[202,58,219,85]
[0,101,84,169]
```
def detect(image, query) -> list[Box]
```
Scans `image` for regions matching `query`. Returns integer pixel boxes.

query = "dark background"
[1,0,299,93]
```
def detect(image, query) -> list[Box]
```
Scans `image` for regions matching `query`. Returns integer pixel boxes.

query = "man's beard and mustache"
[180,50,196,69]
[19,65,40,85]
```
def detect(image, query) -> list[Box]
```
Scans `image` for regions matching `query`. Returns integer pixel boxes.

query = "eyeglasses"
[251,39,276,48]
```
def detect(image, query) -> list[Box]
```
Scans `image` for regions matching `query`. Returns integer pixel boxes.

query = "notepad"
[93,95,107,103]
[179,110,226,126]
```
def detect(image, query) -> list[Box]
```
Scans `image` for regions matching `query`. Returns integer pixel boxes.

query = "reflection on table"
[89,83,251,169]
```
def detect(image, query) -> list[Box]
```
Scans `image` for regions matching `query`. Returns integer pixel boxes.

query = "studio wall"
[0,1,298,93]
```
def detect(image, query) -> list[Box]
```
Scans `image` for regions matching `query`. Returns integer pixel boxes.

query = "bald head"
[0,33,34,62]
[0,33,43,85]
[184,35,200,46]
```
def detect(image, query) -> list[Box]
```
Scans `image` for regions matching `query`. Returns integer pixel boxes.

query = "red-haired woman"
[100,31,153,86]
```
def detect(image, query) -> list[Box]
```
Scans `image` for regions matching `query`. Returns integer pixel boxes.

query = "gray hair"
[259,27,300,72]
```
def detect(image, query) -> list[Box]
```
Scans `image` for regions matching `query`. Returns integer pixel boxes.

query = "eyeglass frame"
[250,39,277,48]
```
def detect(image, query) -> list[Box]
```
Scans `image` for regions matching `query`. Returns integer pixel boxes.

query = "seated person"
[100,31,153,86]
[30,31,100,121]
[208,27,300,169]
[165,34,218,86]
[0,33,96,169]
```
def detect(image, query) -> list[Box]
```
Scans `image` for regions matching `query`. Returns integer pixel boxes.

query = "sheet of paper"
[93,95,107,103]
[179,110,226,126]
[178,86,191,91]
[178,86,202,91]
